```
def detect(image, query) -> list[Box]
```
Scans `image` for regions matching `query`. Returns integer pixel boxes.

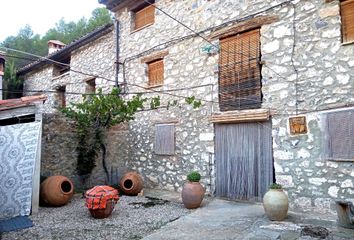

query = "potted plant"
[181,171,205,209]
[263,183,289,221]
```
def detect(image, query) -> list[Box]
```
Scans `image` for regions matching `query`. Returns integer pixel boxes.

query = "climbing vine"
[61,88,202,184]
[61,88,146,183]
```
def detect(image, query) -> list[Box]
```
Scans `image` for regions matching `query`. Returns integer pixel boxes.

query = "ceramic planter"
[181,181,205,209]
[263,189,289,221]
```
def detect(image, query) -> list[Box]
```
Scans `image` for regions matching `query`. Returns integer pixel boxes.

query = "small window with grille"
[324,109,354,160]
[132,1,155,31]
[154,124,175,155]
[219,28,262,111]
[340,0,354,44]
[148,59,164,87]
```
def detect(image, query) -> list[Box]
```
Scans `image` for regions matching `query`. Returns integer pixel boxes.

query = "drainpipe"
[115,19,120,91]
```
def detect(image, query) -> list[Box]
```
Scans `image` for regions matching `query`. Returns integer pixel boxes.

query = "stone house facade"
[19,0,354,212]
[16,24,128,188]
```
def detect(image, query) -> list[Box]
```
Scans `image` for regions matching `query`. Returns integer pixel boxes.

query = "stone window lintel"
[210,15,279,40]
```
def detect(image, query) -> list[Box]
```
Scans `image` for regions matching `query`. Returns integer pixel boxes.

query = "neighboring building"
[17,24,125,187]
[20,0,354,212]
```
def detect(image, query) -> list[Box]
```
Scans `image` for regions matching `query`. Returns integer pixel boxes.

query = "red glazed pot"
[40,175,74,206]
[181,181,205,209]
[120,172,143,196]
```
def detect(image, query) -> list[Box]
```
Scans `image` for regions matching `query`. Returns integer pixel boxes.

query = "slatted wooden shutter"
[324,110,354,160]
[148,59,164,86]
[135,5,155,30]
[219,29,261,111]
[154,124,175,155]
[341,0,354,43]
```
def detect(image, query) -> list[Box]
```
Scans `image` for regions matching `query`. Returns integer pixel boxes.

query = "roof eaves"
[0,94,47,111]
[17,23,114,76]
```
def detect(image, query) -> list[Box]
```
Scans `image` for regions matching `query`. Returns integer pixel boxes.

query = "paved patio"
[144,189,354,240]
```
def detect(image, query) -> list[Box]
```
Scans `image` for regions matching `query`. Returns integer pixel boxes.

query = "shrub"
[269,183,282,189]
[187,171,201,182]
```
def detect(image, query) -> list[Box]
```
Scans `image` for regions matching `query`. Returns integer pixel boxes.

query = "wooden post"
[31,102,44,214]
[0,52,5,100]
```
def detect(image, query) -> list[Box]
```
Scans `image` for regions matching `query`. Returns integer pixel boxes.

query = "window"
[324,109,354,160]
[219,29,262,111]
[55,86,66,108]
[154,124,175,155]
[341,0,354,43]
[53,56,71,77]
[148,59,164,87]
[85,78,96,94]
[133,1,155,30]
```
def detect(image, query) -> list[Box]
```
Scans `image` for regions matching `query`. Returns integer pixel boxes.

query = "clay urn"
[40,175,74,206]
[119,171,143,195]
[85,186,119,219]
[181,171,205,209]
[263,183,289,221]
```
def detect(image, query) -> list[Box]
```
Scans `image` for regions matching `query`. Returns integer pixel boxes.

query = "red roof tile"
[0,95,47,111]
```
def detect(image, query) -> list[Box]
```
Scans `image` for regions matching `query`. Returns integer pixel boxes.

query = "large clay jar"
[40,175,74,206]
[263,189,289,221]
[181,182,205,209]
[119,172,143,195]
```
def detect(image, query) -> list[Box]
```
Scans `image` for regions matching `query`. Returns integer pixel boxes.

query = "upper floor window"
[340,0,354,43]
[85,78,96,94]
[55,86,66,108]
[53,56,71,77]
[148,59,164,87]
[219,29,262,111]
[132,1,155,31]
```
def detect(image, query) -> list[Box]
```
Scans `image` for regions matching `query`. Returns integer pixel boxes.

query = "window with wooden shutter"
[341,0,354,43]
[219,29,262,111]
[324,109,354,160]
[134,4,155,30]
[154,124,175,155]
[148,59,164,87]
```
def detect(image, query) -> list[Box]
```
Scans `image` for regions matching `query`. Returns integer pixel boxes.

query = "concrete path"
[142,192,354,240]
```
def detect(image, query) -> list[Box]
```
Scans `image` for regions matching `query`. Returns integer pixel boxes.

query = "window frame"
[323,109,354,161]
[53,56,71,77]
[147,58,164,87]
[132,1,155,32]
[218,28,262,111]
[55,86,66,108]
[85,78,96,94]
[340,0,354,44]
[154,123,175,156]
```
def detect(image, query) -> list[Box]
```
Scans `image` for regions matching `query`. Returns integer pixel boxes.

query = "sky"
[0,0,104,42]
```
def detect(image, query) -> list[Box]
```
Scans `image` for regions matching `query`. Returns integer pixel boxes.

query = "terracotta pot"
[263,189,289,221]
[89,200,116,219]
[40,175,74,206]
[181,181,205,209]
[120,172,143,195]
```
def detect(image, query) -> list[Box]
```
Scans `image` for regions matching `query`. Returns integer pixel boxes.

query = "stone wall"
[115,0,354,211]
[23,31,131,190]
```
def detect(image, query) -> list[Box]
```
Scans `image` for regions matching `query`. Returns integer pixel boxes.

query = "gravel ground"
[1,194,191,240]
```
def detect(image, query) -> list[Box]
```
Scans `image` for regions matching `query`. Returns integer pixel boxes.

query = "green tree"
[61,88,146,186]
[0,7,113,99]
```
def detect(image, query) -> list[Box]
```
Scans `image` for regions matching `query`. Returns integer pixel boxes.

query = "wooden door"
[215,121,273,201]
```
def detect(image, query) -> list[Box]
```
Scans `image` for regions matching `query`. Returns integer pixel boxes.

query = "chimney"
[0,51,5,100]
[48,40,66,54]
